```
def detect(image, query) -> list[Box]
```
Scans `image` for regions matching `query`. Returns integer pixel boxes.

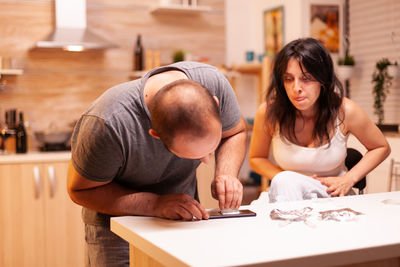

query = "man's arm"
[212,117,247,209]
[67,162,209,220]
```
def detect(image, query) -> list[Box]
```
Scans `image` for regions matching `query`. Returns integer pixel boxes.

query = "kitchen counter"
[111,191,400,267]
[0,151,71,164]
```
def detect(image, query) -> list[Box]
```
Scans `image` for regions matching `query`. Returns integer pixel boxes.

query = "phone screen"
[208,209,257,219]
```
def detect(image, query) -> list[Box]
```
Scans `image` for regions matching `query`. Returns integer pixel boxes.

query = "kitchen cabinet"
[0,158,85,267]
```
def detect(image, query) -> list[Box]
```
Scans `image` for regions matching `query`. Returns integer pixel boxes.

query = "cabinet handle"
[48,165,55,198]
[33,166,41,199]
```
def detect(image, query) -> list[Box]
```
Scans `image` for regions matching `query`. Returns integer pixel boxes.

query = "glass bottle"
[134,34,144,71]
[16,111,27,153]
[0,109,6,154]
[4,109,16,153]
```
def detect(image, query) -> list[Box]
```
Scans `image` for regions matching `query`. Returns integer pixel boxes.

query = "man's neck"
[144,70,188,107]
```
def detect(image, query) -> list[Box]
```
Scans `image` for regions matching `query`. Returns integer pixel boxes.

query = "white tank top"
[271,121,349,177]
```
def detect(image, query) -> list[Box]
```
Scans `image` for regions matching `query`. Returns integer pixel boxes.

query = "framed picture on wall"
[309,3,341,53]
[264,6,284,57]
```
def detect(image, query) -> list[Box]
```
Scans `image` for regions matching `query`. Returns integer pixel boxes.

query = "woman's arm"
[249,103,283,180]
[343,98,391,182]
[316,98,391,196]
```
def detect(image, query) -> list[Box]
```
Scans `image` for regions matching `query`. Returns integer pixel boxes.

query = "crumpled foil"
[270,207,363,226]
[270,207,313,222]
[319,208,363,222]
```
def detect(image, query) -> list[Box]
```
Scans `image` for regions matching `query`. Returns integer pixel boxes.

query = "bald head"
[149,79,221,147]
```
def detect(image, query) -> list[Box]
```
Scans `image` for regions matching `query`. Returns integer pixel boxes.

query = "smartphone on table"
[207,209,256,219]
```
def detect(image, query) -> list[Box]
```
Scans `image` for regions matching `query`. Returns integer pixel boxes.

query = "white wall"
[226,0,306,67]
[350,0,400,124]
[226,0,399,124]
[225,0,312,120]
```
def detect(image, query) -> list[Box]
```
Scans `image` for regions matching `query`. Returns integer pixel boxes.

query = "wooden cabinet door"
[0,163,46,267]
[43,162,85,267]
[0,161,85,267]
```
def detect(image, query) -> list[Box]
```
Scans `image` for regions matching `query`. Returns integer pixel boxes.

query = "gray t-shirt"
[71,61,242,225]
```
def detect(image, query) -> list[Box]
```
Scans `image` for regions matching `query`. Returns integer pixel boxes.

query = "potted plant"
[372,58,398,132]
[173,50,185,62]
[337,53,355,80]
[336,36,355,81]
[387,60,399,78]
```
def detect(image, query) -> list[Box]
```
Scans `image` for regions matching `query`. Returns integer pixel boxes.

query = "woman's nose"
[293,78,303,92]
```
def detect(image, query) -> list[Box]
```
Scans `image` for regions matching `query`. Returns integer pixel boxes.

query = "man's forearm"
[69,182,159,216]
[215,129,247,177]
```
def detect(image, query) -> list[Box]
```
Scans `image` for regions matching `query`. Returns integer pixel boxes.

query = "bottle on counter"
[0,109,5,154]
[16,111,27,153]
[4,109,17,153]
[134,34,144,71]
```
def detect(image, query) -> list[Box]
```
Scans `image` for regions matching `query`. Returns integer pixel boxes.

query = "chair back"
[345,148,366,194]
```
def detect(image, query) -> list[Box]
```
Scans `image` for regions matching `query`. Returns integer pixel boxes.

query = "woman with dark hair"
[249,38,390,202]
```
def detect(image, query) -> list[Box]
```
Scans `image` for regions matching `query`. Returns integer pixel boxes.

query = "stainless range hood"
[35,0,117,51]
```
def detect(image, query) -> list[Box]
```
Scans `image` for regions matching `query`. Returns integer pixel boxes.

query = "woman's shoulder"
[258,101,267,110]
[254,102,277,135]
[341,97,364,121]
[256,102,274,125]
[255,102,267,117]
[340,97,370,133]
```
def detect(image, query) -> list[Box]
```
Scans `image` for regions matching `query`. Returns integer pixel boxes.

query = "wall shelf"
[0,69,23,75]
[0,69,23,82]
[150,4,211,15]
[232,63,262,75]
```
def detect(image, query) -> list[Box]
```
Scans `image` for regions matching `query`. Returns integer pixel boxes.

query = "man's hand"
[154,194,209,220]
[312,175,354,197]
[211,175,243,210]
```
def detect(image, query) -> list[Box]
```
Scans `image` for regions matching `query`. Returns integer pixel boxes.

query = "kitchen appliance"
[39,143,70,152]
[35,130,72,151]
[35,0,117,51]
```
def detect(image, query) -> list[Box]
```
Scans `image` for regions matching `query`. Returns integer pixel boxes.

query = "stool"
[388,158,400,192]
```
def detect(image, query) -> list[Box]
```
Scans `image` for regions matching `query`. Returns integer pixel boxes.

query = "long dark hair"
[265,37,344,145]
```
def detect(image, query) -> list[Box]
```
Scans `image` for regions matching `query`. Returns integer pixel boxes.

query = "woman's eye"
[302,76,315,82]
[284,77,293,82]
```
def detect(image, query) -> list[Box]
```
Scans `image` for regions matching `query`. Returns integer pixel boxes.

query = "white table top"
[111,191,400,267]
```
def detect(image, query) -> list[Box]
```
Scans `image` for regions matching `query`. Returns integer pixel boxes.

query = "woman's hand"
[312,175,354,197]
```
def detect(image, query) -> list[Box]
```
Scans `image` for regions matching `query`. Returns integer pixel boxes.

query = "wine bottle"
[134,34,144,71]
[16,111,27,153]
[4,109,17,153]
